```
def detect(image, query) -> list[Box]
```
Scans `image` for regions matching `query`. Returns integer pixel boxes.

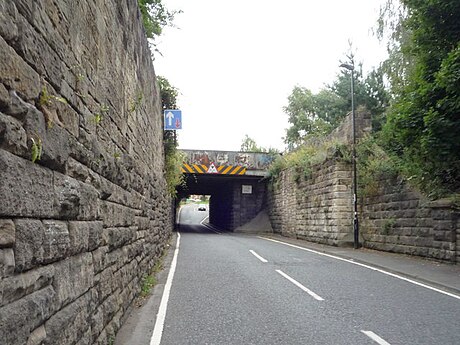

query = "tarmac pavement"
[260,233,460,296]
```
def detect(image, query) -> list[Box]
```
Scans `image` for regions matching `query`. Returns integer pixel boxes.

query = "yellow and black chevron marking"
[181,164,247,175]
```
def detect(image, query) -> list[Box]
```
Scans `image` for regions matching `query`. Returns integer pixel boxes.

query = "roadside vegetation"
[137,0,180,53]
[136,1,184,198]
[271,0,460,200]
[158,76,185,197]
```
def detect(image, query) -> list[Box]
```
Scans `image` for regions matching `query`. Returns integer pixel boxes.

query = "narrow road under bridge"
[177,150,275,231]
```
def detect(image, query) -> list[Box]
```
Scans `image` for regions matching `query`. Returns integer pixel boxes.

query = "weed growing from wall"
[30,134,42,163]
[268,138,352,184]
[356,136,401,197]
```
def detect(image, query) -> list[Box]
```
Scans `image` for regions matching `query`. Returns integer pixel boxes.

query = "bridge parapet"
[181,149,276,177]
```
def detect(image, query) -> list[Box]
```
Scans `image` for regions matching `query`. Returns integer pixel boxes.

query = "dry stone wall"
[0,1,172,344]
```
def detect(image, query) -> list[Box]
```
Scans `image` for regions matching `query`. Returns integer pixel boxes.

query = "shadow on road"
[176,223,228,234]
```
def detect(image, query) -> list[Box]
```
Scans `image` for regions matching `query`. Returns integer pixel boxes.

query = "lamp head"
[340,63,354,71]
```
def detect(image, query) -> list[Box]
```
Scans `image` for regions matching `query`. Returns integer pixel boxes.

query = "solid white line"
[249,250,268,263]
[361,330,391,345]
[199,216,209,226]
[276,269,324,301]
[176,206,183,225]
[150,232,181,345]
[259,237,460,301]
[200,217,222,234]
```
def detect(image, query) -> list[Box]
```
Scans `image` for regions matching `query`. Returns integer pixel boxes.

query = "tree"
[240,135,264,152]
[380,0,460,195]
[283,59,389,149]
[239,135,280,155]
[138,0,180,52]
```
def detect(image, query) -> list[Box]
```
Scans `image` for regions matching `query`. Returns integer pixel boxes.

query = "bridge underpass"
[177,150,275,231]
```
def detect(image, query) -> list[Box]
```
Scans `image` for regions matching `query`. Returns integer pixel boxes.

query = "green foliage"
[129,92,143,114]
[269,138,351,183]
[356,136,400,197]
[284,58,389,149]
[30,135,42,163]
[165,145,185,197]
[39,86,67,107]
[382,217,396,235]
[93,103,109,125]
[380,0,460,197]
[138,0,179,41]
[158,75,184,197]
[140,275,156,298]
[157,76,179,110]
[239,134,276,153]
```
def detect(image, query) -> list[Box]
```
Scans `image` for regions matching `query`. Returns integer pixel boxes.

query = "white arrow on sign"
[166,111,174,126]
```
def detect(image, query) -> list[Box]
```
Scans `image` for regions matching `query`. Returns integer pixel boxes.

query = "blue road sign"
[164,109,182,130]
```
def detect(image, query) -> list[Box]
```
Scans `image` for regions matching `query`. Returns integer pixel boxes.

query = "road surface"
[118,204,460,345]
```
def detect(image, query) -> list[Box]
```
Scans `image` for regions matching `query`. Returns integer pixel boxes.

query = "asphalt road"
[118,204,460,345]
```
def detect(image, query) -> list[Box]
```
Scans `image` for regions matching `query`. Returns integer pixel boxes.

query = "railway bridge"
[178,149,276,231]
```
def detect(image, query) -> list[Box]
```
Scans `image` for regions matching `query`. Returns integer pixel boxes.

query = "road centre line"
[150,232,181,345]
[361,330,391,345]
[276,269,324,301]
[249,250,268,263]
[259,237,460,301]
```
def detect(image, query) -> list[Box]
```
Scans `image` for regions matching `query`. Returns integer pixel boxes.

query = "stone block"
[44,292,91,345]
[42,220,70,260]
[0,36,41,101]
[53,253,94,308]
[0,150,56,218]
[54,172,99,220]
[0,111,28,157]
[14,219,45,272]
[0,248,15,277]
[0,286,57,345]
[68,221,103,254]
[14,219,70,271]
[26,325,46,345]
[37,124,72,173]
[0,83,9,110]
[100,201,136,228]
[0,219,15,248]
[1,265,54,307]
[92,246,108,274]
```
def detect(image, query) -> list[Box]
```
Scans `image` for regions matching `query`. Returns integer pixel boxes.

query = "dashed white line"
[249,250,268,263]
[276,269,324,301]
[361,330,391,345]
[260,236,460,301]
[150,232,181,345]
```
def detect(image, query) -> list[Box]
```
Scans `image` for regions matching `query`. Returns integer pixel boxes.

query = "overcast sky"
[154,0,388,152]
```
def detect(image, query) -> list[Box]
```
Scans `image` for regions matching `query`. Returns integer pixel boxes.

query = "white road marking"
[361,330,391,345]
[199,216,209,226]
[150,232,181,345]
[249,250,268,263]
[176,206,183,225]
[260,237,460,301]
[276,269,324,301]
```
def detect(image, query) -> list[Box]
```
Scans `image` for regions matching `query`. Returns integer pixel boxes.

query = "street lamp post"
[340,62,360,249]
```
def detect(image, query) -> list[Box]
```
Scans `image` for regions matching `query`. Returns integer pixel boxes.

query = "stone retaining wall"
[268,160,353,246]
[0,1,172,344]
[361,178,459,262]
[267,111,458,262]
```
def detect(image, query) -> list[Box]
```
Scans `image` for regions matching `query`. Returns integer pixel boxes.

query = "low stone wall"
[361,178,459,262]
[0,1,172,344]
